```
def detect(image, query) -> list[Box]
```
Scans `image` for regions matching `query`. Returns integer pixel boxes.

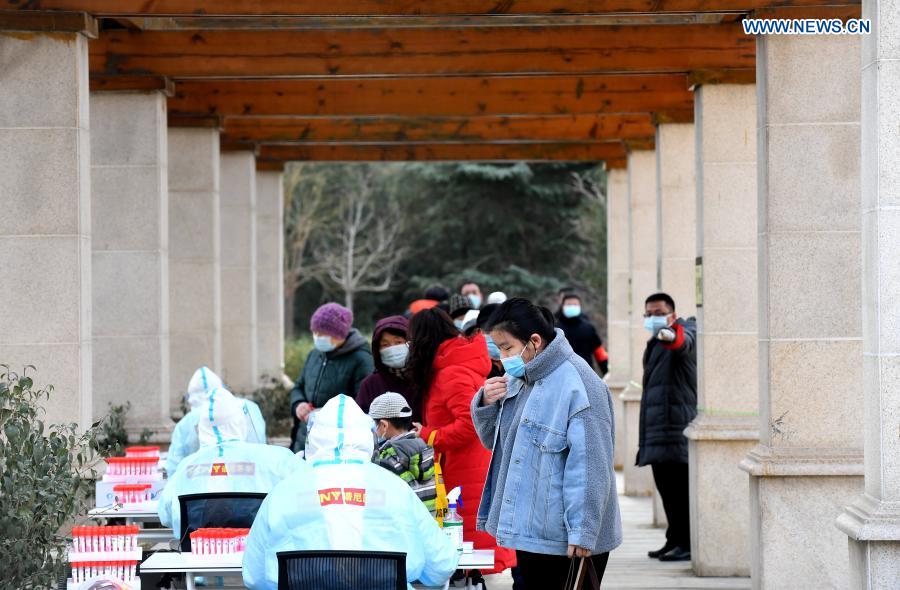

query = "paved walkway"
[480,474,750,590]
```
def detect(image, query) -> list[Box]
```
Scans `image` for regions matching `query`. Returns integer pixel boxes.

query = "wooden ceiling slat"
[220,113,657,143]
[88,24,754,77]
[258,141,627,162]
[6,0,859,16]
[167,75,695,118]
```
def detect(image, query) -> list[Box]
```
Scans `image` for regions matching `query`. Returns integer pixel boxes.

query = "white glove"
[657,327,677,343]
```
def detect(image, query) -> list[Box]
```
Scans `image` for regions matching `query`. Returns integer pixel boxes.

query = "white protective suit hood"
[185,366,224,409]
[306,394,375,466]
[199,387,250,447]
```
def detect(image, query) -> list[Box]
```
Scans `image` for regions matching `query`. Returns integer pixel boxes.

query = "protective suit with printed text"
[158,387,301,537]
[242,395,459,590]
[165,367,267,475]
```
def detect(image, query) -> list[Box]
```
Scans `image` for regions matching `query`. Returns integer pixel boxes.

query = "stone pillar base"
[741,445,863,589]
[837,495,900,589]
[606,378,628,470]
[622,385,653,496]
[685,415,758,576]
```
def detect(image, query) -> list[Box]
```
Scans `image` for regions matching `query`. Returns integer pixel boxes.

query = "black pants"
[516,550,609,589]
[651,462,691,549]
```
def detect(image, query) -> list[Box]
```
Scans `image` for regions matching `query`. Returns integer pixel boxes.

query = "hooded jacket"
[356,316,421,421]
[242,395,458,590]
[418,335,517,573]
[637,317,698,466]
[289,329,374,451]
[471,329,622,557]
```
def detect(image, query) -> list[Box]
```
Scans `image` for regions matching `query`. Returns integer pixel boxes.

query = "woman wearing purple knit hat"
[288,302,374,452]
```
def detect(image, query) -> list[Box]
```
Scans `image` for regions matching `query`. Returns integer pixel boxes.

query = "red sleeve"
[420,369,481,453]
[593,345,609,362]
[662,322,686,350]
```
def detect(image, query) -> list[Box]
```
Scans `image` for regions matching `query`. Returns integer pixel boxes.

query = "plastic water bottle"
[444,486,464,553]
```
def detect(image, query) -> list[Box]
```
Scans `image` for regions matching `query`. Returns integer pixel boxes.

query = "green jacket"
[373,431,437,515]
[290,329,374,451]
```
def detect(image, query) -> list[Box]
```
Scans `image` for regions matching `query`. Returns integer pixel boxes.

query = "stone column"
[168,128,222,411]
[255,169,285,379]
[219,152,258,393]
[685,84,759,577]
[622,149,657,496]
[740,33,863,589]
[0,32,92,428]
[656,123,697,317]
[837,2,900,586]
[605,167,630,470]
[90,91,170,436]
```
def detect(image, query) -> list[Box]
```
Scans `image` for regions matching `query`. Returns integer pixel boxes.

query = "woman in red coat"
[407,308,516,576]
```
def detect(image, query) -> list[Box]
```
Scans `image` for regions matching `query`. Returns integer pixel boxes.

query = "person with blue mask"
[158,387,302,538]
[241,395,458,590]
[638,292,697,563]
[554,292,609,376]
[460,280,483,310]
[165,367,267,475]
[463,303,505,379]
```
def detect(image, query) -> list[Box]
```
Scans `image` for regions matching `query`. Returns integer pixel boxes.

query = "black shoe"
[648,543,675,559]
[659,546,692,562]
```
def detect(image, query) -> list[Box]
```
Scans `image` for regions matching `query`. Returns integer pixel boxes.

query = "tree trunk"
[345,289,354,315]
[284,290,295,341]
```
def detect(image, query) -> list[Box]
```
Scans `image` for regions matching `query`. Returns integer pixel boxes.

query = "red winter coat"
[419,334,516,574]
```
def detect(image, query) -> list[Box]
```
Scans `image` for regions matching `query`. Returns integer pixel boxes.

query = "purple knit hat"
[310,303,354,339]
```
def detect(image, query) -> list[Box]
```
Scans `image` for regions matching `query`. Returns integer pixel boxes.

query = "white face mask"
[380,343,409,368]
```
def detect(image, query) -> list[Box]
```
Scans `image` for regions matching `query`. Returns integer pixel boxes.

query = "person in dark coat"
[289,302,374,452]
[554,292,609,375]
[356,315,421,422]
[637,292,697,563]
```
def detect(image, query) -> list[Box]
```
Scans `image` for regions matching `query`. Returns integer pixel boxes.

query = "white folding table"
[87,503,173,543]
[139,549,495,590]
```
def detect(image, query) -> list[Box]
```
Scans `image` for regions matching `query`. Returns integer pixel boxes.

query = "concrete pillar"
[622,149,657,496]
[0,33,92,428]
[219,152,258,393]
[255,169,285,379]
[605,168,630,470]
[656,123,697,318]
[740,33,863,589]
[685,84,759,577]
[168,128,222,412]
[837,2,900,586]
[90,91,170,436]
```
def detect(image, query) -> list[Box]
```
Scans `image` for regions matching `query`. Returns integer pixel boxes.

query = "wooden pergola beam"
[5,0,859,17]
[88,24,754,77]
[90,75,175,95]
[167,74,695,118]
[220,113,658,144]
[258,141,627,162]
[0,9,97,37]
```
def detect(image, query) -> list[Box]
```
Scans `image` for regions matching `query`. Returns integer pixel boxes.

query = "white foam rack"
[67,548,143,590]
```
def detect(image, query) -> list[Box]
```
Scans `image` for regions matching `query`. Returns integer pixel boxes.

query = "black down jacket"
[636,317,698,466]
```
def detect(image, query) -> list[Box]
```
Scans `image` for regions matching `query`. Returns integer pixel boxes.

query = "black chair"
[177,492,267,551]
[276,550,407,590]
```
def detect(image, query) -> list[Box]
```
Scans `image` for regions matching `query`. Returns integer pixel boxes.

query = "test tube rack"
[67,525,143,589]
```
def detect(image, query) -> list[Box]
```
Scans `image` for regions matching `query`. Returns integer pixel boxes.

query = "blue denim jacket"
[471,329,622,556]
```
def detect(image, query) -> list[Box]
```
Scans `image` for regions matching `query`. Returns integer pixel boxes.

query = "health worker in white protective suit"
[241,395,459,590]
[165,367,268,475]
[158,387,303,537]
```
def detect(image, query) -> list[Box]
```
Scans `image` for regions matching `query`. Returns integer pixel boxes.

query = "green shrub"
[247,375,293,439]
[284,336,315,381]
[0,366,109,589]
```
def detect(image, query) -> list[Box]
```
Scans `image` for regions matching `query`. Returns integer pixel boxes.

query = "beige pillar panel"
[90,92,170,435]
[656,123,697,317]
[255,171,285,377]
[168,128,221,410]
[686,83,759,577]
[838,2,900,585]
[605,168,630,469]
[743,33,863,589]
[0,33,92,428]
[623,150,657,497]
[220,152,258,393]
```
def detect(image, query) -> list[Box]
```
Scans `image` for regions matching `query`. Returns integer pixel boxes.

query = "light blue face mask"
[501,341,532,379]
[454,319,465,331]
[313,334,337,352]
[467,294,482,309]
[644,315,671,335]
[562,304,582,318]
[485,335,502,360]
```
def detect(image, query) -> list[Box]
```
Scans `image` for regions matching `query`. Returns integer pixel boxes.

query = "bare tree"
[570,170,606,206]
[309,165,406,313]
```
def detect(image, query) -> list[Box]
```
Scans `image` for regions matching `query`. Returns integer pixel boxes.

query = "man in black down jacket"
[637,292,697,562]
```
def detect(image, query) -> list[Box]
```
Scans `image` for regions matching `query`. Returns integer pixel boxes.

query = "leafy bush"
[247,375,293,439]
[284,336,315,381]
[0,366,108,589]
